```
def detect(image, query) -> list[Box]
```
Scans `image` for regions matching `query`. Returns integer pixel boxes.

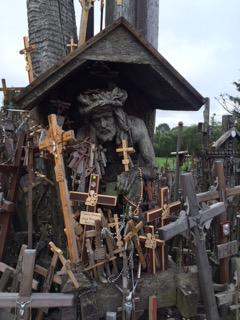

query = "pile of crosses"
[1,112,240,319]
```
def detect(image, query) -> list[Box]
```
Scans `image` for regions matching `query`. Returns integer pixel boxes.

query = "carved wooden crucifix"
[70,173,117,261]
[38,113,79,263]
[0,249,74,320]
[116,139,135,171]
[158,173,225,320]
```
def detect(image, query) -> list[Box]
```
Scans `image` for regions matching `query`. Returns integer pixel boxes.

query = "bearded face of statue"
[90,109,117,142]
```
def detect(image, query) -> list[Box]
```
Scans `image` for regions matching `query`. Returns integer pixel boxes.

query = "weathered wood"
[217,240,238,260]
[158,173,221,320]
[176,285,198,319]
[0,268,12,291]
[148,295,157,320]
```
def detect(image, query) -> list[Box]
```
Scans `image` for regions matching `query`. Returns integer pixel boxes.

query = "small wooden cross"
[116,139,135,171]
[124,219,146,269]
[0,79,24,103]
[38,113,79,263]
[19,36,36,83]
[0,249,74,320]
[67,38,78,52]
[158,173,225,320]
[108,213,124,257]
[139,225,165,274]
[70,173,117,261]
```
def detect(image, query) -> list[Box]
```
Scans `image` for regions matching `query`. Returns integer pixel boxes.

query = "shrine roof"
[14,17,205,112]
[211,127,240,148]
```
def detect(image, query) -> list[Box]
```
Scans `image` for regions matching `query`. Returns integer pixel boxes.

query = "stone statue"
[72,87,158,215]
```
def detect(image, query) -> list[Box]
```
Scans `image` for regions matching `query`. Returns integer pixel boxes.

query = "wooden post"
[19,36,36,83]
[148,295,157,320]
[78,0,95,46]
[158,173,222,320]
[0,249,74,320]
[38,114,79,263]
[174,121,183,201]
[116,139,135,171]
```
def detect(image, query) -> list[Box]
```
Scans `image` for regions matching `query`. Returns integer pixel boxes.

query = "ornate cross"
[116,139,135,171]
[38,113,79,263]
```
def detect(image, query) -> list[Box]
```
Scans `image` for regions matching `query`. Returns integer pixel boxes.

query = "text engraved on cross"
[0,249,74,320]
[116,139,135,172]
[38,113,79,263]
[158,173,224,320]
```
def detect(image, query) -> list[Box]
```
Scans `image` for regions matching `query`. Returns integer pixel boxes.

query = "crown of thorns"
[77,87,128,116]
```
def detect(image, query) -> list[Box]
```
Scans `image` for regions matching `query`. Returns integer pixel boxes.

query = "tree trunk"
[27,0,78,77]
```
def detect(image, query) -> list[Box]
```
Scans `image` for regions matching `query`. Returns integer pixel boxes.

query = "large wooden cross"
[197,160,240,284]
[0,249,74,320]
[78,0,95,46]
[158,173,225,320]
[70,173,117,261]
[38,113,79,263]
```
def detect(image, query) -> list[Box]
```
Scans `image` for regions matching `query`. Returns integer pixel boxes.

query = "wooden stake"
[19,36,36,83]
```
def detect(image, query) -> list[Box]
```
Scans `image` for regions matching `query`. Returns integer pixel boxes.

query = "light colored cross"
[19,36,36,83]
[67,38,78,52]
[116,139,135,172]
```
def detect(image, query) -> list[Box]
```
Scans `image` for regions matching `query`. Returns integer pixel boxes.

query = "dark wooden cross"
[69,173,117,261]
[0,133,26,260]
[116,139,135,171]
[196,160,240,284]
[158,173,225,320]
[0,249,74,320]
[38,113,79,263]
[19,36,36,83]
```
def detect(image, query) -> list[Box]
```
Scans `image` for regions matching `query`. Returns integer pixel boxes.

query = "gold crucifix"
[116,139,135,171]
[19,36,36,83]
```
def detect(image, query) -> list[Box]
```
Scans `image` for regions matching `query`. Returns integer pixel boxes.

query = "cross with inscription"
[38,113,79,263]
[158,173,225,320]
[116,139,135,171]
[0,249,74,320]
[69,173,117,261]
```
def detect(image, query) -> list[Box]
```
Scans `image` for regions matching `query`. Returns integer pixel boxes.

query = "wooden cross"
[0,79,24,103]
[116,139,135,172]
[139,225,164,274]
[144,187,181,270]
[123,219,146,269]
[0,133,26,260]
[19,36,36,83]
[197,160,240,284]
[0,249,74,320]
[67,38,78,52]
[79,0,95,46]
[70,173,117,262]
[38,113,79,263]
[158,173,225,320]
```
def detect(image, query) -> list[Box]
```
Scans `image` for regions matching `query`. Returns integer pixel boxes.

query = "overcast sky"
[0,1,239,128]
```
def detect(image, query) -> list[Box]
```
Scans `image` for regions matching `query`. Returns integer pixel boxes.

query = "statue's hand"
[117,169,139,195]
